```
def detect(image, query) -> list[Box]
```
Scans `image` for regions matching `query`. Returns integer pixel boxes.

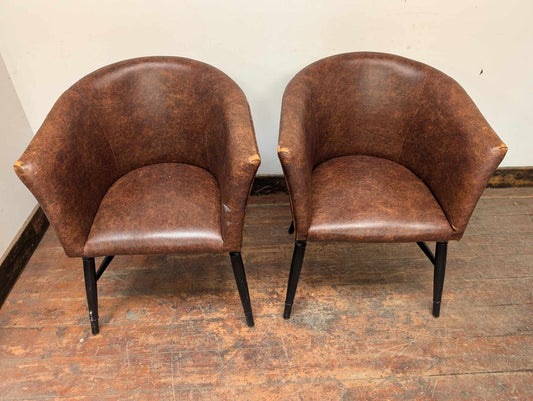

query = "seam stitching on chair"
[70,88,120,172]
[70,88,121,253]
[305,77,320,235]
[394,75,456,234]
[398,73,429,164]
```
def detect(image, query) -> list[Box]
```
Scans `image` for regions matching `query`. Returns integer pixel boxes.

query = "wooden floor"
[0,188,532,400]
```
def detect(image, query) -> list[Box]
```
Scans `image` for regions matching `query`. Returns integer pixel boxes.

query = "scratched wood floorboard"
[0,187,531,400]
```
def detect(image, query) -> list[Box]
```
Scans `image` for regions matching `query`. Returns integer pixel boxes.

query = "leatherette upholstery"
[15,57,260,256]
[278,52,507,242]
[309,155,454,242]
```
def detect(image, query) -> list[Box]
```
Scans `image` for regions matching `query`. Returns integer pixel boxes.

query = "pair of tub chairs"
[15,53,507,335]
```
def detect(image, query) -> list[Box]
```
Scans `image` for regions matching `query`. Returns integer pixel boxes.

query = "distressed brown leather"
[309,155,453,242]
[85,163,223,256]
[15,57,260,257]
[279,52,507,242]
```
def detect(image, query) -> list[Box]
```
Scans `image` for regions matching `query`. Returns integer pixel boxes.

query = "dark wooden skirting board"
[251,175,289,195]
[487,167,533,188]
[251,167,533,195]
[0,207,49,308]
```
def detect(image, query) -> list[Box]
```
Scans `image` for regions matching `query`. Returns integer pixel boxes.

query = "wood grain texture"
[0,188,531,400]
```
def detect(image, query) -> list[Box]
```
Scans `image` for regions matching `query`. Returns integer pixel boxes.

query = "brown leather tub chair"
[14,57,260,334]
[278,52,507,319]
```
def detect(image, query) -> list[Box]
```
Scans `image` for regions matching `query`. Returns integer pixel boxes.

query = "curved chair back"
[71,57,241,175]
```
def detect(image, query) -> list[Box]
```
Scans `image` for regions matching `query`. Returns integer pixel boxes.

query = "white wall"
[0,54,37,260]
[0,0,532,174]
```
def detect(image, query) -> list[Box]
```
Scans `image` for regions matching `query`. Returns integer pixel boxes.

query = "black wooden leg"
[229,252,254,327]
[432,241,448,318]
[82,257,99,335]
[283,240,307,319]
[288,221,295,234]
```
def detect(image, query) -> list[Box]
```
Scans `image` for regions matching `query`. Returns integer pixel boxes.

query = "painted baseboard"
[0,206,49,308]
[251,167,533,195]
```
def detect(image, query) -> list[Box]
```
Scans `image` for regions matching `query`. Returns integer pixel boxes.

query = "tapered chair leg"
[283,240,307,319]
[432,241,448,318]
[82,257,99,335]
[229,252,254,327]
[288,221,295,234]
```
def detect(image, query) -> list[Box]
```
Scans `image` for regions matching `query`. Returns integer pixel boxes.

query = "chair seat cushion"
[84,163,223,256]
[308,155,454,242]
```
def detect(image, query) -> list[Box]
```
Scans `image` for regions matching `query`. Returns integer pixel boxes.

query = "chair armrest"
[278,78,316,240]
[400,74,507,237]
[14,90,119,256]
[207,87,260,252]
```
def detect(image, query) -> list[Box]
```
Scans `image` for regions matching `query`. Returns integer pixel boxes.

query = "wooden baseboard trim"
[251,175,289,195]
[487,167,533,188]
[251,167,533,195]
[0,207,49,308]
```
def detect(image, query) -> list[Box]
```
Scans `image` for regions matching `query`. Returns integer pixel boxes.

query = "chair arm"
[400,75,507,237]
[278,78,316,240]
[14,90,119,256]
[208,87,260,252]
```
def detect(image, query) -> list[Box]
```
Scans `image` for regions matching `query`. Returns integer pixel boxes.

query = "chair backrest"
[70,56,231,176]
[295,52,433,166]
